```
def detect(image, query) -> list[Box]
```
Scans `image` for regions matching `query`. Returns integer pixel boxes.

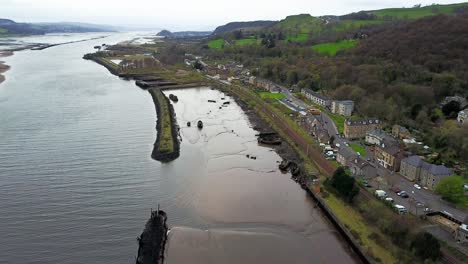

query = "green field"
[372,3,468,19]
[286,33,309,42]
[349,143,366,156]
[208,39,224,49]
[235,37,259,46]
[276,14,324,33]
[332,20,385,32]
[258,92,285,100]
[312,40,358,56]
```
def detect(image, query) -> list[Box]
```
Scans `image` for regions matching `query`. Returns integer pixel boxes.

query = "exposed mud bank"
[216,84,372,264]
[136,209,168,264]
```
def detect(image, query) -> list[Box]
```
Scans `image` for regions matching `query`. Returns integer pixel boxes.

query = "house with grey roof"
[337,147,358,167]
[399,155,453,190]
[344,118,380,139]
[375,139,403,171]
[365,128,393,145]
[301,88,331,107]
[347,157,377,178]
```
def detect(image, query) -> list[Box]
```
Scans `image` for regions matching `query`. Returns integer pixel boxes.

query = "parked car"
[414,184,421,190]
[392,187,401,194]
[424,207,432,213]
[401,193,409,198]
[385,197,394,203]
[363,181,371,188]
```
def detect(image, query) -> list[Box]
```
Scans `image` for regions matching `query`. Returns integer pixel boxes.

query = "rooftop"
[302,88,330,101]
[402,155,453,176]
[346,118,380,126]
[338,147,357,159]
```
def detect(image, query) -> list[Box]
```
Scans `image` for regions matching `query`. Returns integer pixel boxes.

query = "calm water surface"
[0,33,357,263]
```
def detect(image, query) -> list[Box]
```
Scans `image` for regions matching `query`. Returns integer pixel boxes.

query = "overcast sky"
[1,0,464,30]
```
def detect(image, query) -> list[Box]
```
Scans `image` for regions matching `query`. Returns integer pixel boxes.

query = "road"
[279,85,467,221]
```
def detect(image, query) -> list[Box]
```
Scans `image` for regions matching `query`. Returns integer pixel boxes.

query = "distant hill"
[213,21,277,35]
[156,30,212,38]
[0,19,116,36]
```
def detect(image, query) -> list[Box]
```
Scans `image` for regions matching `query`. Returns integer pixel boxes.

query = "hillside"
[0,19,115,36]
[156,30,212,38]
[213,21,276,35]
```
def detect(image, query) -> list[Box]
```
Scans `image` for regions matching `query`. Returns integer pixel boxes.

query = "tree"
[410,232,441,261]
[441,100,461,118]
[436,175,464,203]
[328,167,360,202]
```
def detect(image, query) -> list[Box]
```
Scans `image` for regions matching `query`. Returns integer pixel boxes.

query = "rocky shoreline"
[136,209,168,264]
[216,84,372,264]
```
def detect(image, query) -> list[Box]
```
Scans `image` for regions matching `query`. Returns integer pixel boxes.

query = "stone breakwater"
[136,209,168,264]
[149,89,180,162]
[83,54,181,162]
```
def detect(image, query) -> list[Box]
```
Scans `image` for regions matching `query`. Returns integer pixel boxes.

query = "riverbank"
[212,81,379,264]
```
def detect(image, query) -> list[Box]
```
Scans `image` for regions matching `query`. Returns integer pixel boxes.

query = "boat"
[258,137,282,145]
[197,120,203,129]
[208,100,216,103]
[187,122,191,127]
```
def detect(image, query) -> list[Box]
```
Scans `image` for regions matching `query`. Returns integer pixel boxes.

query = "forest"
[190,13,468,169]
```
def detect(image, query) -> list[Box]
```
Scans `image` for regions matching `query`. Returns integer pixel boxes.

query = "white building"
[331,100,354,117]
[365,128,393,145]
[457,110,467,124]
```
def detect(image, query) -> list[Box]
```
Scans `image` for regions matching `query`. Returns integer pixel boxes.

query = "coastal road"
[279,86,467,220]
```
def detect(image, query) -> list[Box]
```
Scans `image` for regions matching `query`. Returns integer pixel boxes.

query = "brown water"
[163,88,357,264]
[0,32,356,263]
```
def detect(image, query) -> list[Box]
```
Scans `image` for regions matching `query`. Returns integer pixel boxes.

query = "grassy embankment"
[349,143,367,156]
[235,37,260,46]
[219,83,422,263]
[150,89,174,154]
[257,91,285,100]
[312,40,359,56]
[208,39,225,49]
[372,2,468,19]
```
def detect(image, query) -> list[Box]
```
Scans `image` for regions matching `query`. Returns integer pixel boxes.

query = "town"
[185,53,468,251]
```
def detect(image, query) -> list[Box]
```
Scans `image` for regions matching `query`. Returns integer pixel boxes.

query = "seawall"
[149,89,180,162]
[83,54,181,162]
[213,80,374,264]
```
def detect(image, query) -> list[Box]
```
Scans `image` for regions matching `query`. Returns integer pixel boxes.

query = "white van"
[394,204,407,214]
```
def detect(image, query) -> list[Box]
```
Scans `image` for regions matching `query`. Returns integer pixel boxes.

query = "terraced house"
[399,156,453,190]
[301,88,331,107]
[343,118,380,139]
[374,139,403,171]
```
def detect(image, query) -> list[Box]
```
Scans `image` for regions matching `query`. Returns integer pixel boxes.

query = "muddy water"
[163,88,357,264]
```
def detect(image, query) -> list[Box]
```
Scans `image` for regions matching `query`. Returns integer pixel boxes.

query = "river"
[0,32,357,263]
